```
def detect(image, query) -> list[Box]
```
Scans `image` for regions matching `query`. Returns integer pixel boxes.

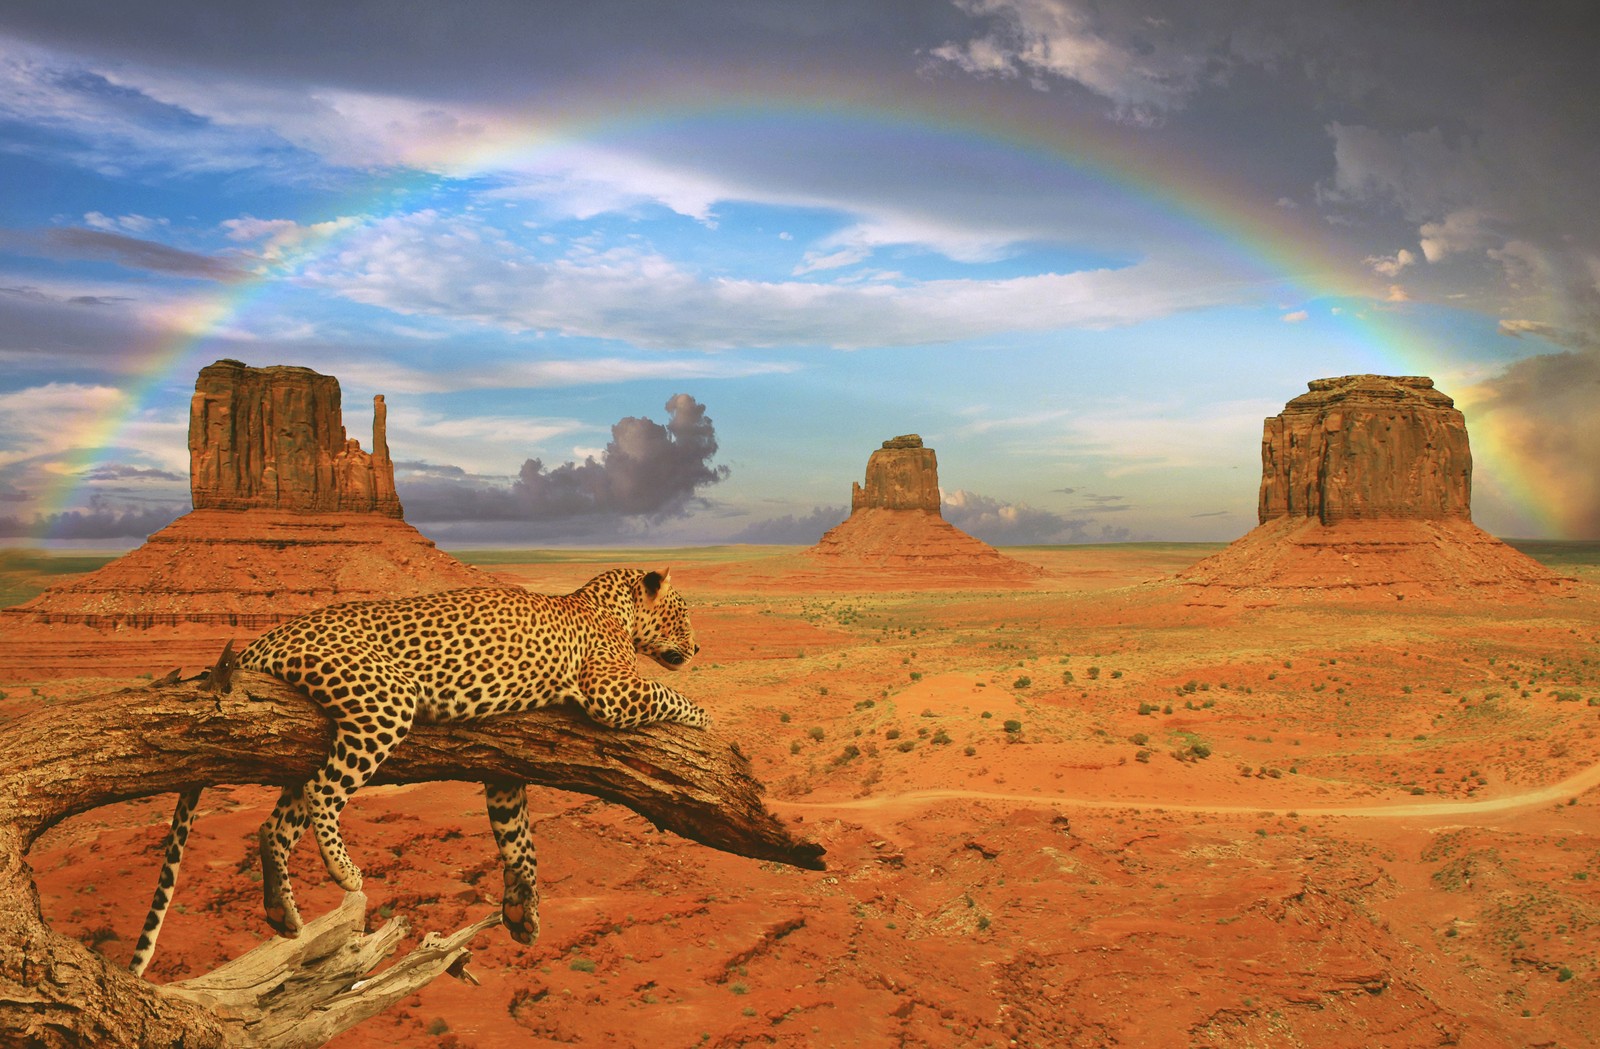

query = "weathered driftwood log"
[0,669,825,1047]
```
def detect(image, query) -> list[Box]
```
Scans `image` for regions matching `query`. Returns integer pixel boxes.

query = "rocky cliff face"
[1258,375,1471,524]
[189,359,401,517]
[1180,375,1570,602]
[813,434,1040,581]
[3,360,485,632]
[851,435,942,514]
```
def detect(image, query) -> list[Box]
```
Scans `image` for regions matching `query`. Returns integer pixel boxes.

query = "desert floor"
[5,543,1600,1048]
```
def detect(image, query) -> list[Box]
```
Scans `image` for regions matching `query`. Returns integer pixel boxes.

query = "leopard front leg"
[484,781,540,944]
[576,659,710,730]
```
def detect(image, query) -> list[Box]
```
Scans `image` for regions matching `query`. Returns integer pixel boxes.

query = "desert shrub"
[885,728,901,740]
[1013,676,1032,689]
[570,957,596,973]
[1003,719,1023,734]
[1135,749,1152,763]
[1138,702,1156,716]
[896,740,916,752]
[807,726,825,741]
[931,729,952,745]
[1131,732,1148,746]
[833,744,860,765]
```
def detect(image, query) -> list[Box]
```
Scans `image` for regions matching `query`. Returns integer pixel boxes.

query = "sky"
[0,0,1597,548]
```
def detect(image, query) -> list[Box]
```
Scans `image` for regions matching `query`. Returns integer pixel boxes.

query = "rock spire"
[189,359,402,516]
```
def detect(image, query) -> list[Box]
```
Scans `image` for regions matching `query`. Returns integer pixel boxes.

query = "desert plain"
[4,542,1599,1048]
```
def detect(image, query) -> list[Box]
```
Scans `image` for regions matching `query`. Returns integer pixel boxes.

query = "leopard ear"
[642,569,667,602]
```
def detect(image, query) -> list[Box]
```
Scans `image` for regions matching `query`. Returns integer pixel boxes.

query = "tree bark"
[0,670,824,1047]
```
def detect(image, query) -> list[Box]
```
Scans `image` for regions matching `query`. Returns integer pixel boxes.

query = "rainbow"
[33,83,1566,539]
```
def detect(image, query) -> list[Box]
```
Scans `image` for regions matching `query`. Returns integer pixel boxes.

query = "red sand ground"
[7,545,1600,1048]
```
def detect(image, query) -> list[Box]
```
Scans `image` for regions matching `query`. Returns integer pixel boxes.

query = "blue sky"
[1,1,1597,546]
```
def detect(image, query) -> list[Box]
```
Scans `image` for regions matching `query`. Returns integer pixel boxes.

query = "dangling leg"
[485,781,540,944]
[304,697,416,893]
[129,787,201,977]
[258,784,311,937]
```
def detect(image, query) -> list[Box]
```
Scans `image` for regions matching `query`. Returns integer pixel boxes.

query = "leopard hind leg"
[296,653,421,895]
[129,787,202,977]
[485,781,540,944]
[258,784,311,937]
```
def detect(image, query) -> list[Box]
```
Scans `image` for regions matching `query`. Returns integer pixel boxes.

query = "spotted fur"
[129,567,706,976]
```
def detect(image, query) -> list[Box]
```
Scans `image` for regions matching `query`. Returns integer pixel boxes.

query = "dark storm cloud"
[0,1,968,101]
[399,395,729,537]
[38,228,250,281]
[0,498,183,539]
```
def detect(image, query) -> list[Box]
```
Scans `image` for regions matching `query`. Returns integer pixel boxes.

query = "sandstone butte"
[1178,374,1573,601]
[807,435,1041,581]
[2,359,489,633]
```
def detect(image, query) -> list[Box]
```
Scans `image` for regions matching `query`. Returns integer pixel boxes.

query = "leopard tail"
[128,787,202,978]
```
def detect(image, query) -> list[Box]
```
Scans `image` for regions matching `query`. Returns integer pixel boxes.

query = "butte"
[1177,374,1573,602]
[805,434,1041,583]
[2,359,489,634]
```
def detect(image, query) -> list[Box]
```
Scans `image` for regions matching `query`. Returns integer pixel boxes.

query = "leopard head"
[632,568,698,671]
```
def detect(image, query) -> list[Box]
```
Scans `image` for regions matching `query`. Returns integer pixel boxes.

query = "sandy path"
[777,757,1600,823]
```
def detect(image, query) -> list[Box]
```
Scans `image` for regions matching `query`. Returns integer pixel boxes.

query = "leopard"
[129,567,707,977]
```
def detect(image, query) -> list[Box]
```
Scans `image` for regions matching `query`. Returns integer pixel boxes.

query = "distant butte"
[2,360,489,632]
[807,434,1041,581]
[1179,374,1573,602]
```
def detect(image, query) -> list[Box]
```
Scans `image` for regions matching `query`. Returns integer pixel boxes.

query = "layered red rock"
[809,435,1040,582]
[190,359,402,516]
[852,435,941,513]
[2,360,487,631]
[1258,374,1471,523]
[1180,374,1572,602]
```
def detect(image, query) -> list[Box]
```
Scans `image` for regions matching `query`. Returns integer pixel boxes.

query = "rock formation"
[190,359,402,516]
[1179,375,1571,602]
[851,435,941,513]
[2,360,488,633]
[808,435,1041,582]
[1258,375,1471,523]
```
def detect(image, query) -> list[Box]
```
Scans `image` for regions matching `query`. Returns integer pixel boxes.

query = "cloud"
[942,488,1097,544]
[726,505,849,544]
[399,395,729,538]
[1363,248,1415,277]
[35,228,250,281]
[1321,124,1488,222]
[929,0,1226,124]
[1461,350,1600,538]
[0,495,183,540]
[302,210,1249,349]
[1280,309,1308,323]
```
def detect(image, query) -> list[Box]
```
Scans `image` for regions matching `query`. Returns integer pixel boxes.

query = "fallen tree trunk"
[0,669,825,1047]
